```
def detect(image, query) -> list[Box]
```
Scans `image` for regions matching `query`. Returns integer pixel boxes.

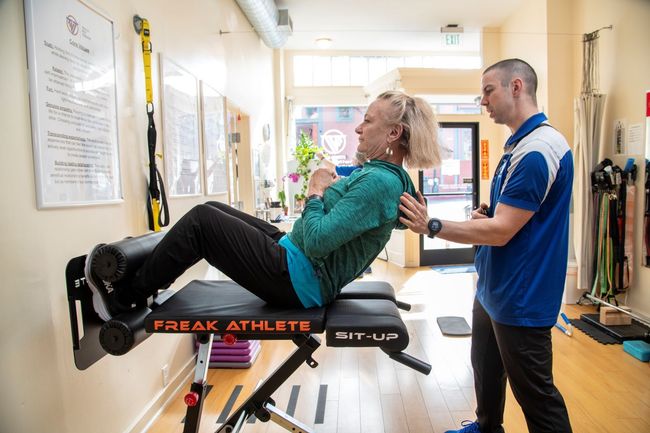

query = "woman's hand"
[308,167,338,196]
[316,152,337,172]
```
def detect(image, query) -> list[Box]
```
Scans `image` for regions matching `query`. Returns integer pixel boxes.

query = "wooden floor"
[146,260,650,433]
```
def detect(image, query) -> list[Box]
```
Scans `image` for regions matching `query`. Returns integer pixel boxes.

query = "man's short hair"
[484,58,538,102]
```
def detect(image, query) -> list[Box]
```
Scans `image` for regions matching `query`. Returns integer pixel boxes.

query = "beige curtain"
[572,31,607,290]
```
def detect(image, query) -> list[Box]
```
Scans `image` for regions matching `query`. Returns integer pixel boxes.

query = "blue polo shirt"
[475,113,574,327]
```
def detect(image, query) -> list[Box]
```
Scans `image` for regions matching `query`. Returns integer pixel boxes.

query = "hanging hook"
[133,15,144,34]
[584,25,613,42]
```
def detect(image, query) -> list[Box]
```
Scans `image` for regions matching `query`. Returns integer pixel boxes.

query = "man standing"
[399,58,573,433]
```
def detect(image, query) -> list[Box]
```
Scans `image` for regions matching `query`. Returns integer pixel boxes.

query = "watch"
[307,194,323,203]
[427,218,442,238]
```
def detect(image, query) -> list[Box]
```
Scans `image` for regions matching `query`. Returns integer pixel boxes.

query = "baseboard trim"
[126,354,197,433]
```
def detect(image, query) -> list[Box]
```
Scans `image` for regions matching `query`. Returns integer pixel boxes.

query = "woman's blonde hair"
[376,90,440,169]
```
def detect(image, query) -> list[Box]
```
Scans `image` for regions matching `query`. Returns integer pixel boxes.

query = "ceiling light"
[441,24,464,33]
[315,37,332,49]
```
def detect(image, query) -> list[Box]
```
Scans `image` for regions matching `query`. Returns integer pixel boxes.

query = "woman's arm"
[301,170,400,257]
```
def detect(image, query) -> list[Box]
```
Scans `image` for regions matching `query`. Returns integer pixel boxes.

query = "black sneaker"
[84,244,136,321]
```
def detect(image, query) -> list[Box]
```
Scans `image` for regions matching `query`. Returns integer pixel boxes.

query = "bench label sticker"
[334,332,399,341]
[152,319,312,333]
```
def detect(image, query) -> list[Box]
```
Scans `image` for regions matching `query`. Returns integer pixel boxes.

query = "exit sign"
[444,34,461,46]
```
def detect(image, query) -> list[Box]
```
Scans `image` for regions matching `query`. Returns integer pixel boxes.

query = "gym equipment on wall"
[133,15,169,231]
[590,158,637,302]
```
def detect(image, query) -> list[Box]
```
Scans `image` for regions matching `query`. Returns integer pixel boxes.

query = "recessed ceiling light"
[315,37,332,49]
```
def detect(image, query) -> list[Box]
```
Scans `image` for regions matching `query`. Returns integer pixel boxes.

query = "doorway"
[419,122,479,266]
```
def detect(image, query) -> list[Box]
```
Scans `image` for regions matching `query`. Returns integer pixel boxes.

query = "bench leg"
[264,402,314,433]
[183,334,214,433]
[215,334,321,433]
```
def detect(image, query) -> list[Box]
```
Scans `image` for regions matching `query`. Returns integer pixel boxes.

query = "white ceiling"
[274,0,526,51]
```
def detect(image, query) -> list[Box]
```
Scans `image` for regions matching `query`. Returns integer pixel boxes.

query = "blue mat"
[431,265,476,274]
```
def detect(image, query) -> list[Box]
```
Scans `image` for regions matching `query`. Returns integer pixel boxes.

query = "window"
[350,57,368,86]
[292,31,482,88]
[417,94,482,115]
[331,56,350,86]
[291,105,366,166]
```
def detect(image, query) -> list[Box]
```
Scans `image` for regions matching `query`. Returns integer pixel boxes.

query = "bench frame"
[66,252,430,433]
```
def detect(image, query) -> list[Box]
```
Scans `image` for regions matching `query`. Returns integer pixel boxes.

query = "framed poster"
[160,55,202,196]
[24,0,122,207]
[200,82,228,195]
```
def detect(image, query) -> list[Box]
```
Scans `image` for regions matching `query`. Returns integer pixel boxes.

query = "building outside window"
[293,105,366,166]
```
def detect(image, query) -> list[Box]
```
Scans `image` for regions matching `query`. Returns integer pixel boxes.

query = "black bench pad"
[144,280,410,352]
[338,280,395,301]
[145,280,326,335]
[325,299,408,351]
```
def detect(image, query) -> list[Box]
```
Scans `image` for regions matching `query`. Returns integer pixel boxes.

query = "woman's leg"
[203,201,286,241]
[131,203,302,307]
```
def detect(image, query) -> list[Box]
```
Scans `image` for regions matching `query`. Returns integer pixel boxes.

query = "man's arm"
[399,191,534,246]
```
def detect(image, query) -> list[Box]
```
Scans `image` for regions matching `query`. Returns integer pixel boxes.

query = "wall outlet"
[161,364,170,387]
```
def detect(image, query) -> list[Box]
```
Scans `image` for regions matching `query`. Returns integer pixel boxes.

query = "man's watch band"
[427,218,442,238]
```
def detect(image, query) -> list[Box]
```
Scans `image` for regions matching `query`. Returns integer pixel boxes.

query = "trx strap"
[137,17,169,231]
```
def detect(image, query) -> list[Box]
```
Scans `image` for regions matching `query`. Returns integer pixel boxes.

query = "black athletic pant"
[471,297,572,433]
[132,201,303,307]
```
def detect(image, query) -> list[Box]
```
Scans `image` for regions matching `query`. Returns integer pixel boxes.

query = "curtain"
[572,31,607,290]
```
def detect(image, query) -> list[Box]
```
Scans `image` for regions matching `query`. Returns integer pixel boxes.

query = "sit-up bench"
[66,233,431,433]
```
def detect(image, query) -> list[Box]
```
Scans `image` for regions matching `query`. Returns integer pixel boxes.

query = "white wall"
[497,0,650,317]
[499,0,549,116]
[572,0,650,316]
[0,0,276,432]
[2,1,648,432]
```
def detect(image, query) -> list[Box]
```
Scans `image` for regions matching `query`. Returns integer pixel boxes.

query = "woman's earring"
[385,146,394,156]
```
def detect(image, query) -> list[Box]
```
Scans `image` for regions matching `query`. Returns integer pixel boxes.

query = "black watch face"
[428,218,442,234]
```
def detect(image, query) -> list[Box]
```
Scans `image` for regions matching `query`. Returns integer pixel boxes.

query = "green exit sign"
[445,34,461,46]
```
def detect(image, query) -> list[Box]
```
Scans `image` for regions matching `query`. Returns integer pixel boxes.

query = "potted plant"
[293,131,322,208]
[278,190,288,215]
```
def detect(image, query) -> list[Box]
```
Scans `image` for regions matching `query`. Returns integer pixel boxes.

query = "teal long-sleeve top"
[287,159,416,305]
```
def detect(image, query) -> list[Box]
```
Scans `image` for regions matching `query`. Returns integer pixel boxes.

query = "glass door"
[419,122,479,265]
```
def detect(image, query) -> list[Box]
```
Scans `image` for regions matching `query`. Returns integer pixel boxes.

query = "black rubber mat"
[581,313,650,341]
[437,316,472,336]
[571,318,620,345]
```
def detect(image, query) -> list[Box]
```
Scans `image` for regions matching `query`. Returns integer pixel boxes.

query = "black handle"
[99,307,152,355]
[395,300,412,311]
[382,349,431,375]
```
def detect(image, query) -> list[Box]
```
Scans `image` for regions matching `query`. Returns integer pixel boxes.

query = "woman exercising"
[86,90,441,320]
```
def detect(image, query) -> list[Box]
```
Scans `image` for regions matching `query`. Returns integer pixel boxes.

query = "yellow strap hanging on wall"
[141,19,153,107]
[135,16,168,231]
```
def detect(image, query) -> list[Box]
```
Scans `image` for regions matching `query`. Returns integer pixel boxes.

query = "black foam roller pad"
[325,299,409,351]
[99,307,152,355]
[92,231,165,282]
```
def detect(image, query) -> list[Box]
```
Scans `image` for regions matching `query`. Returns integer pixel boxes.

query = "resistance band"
[590,159,637,300]
[137,17,169,231]
[643,160,650,266]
